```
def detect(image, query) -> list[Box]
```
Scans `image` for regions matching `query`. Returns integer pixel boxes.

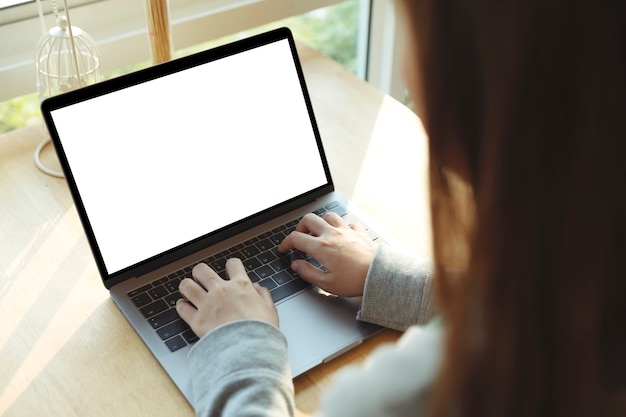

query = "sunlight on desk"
[350,95,431,259]
[0,206,106,414]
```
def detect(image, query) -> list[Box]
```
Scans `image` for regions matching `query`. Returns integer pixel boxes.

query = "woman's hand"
[277,212,378,297]
[176,259,279,339]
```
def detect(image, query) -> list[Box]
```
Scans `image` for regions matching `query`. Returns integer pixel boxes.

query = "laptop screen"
[45,30,330,279]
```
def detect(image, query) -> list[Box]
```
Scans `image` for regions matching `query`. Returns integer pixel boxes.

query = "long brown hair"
[400,0,626,416]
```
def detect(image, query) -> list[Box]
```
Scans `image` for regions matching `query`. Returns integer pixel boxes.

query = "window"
[0,0,405,133]
[0,0,355,101]
[0,0,98,26]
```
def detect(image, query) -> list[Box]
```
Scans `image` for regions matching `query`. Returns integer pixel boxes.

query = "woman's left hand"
[176,259,279,339]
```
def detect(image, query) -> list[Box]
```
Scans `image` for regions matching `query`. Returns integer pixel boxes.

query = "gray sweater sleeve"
[188,320,295,417]
[188,245,434,416]
[357,244,435,330]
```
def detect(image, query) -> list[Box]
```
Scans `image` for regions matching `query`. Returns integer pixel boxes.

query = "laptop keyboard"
[127,201,382,352]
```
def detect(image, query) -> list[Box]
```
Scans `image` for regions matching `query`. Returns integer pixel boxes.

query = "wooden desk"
[0,44,431,416]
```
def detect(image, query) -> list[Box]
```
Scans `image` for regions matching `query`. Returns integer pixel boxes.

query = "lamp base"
[34,137,64,178]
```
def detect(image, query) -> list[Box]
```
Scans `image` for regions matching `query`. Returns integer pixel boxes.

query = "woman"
[176,0,626,416]
[401,1,626,417]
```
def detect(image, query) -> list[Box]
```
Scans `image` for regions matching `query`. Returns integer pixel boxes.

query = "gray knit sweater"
[188,245,442,417]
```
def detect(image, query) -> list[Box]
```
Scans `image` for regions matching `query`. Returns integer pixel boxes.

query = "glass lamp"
[34,0,102,177]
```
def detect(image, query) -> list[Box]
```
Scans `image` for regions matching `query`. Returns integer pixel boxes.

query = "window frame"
[366,0,405,101]
[0,0,347,102]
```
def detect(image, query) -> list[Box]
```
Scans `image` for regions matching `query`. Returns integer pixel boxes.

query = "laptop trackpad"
[277,287,382,377]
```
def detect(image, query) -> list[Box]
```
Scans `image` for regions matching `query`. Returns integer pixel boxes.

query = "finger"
[291,260,329,287]
[278,213,331,253]
[176,298,196,322]
[278,230,322,254]
[253,283,274,307]
[295,213,332,235]
[322,211,347,228]
[178,277,208,306]
[224,258,248,282]
[192,262,221,289]
[349,221,366,233]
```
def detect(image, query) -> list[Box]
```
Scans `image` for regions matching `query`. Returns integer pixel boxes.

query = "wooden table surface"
[0,43,431,416]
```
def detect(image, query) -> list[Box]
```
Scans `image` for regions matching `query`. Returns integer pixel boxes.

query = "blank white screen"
[50,39,328,275]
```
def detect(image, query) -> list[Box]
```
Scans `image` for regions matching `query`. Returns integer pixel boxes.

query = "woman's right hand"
[277,212,378,297]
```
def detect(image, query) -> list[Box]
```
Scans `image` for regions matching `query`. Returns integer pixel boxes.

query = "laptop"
[41,27,393,405]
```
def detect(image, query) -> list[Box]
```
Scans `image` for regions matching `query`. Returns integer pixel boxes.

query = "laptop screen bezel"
[41,27,334,289]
